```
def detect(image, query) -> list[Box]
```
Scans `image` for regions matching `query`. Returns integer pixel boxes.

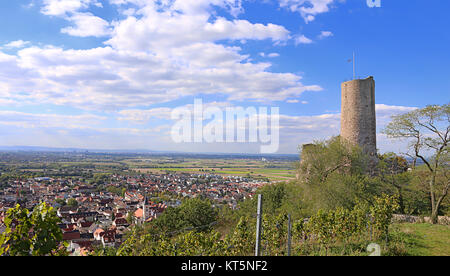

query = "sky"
[0,0,449,154]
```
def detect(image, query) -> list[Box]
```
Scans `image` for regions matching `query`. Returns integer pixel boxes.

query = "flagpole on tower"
[347,52,356,80]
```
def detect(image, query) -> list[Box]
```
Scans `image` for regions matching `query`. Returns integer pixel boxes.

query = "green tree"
[67,198,78,207]
[296,137,379,213]
[179,198,217,231]
[241,183,287,215]
[153,206,186,232]
[153,198,217,233]
[55,198,66,206]
[377,153,410,213]
[126,212,134,225]
[0,202,67,256]
[383,104,449,223]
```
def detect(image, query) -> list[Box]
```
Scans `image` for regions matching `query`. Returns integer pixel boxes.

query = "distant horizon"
[0,145,432,161]
[0,145,301,157]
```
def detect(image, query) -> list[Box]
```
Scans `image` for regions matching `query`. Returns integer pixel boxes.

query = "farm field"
[0,152,299,182]
[0,152,301,214]
[127,158,297,181]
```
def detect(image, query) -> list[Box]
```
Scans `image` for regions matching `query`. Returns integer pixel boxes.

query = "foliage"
[226,216,254,256]
[55,198,66,206]
[66,198,78,207]
[109,193,400,256]
[296,137,382,214]
[116,228,231,256]
[106,186,127,197]
[238,183,287,216]
[383,104,449,223]
[0,202,68,256]
[179,197,218,231]
[260,213,288,256]
[369,194,400,240]
[153,197,217,233]
[237,181,309,224]
[290,194,399,255]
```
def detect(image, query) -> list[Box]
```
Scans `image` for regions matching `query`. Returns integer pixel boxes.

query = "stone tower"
[340,76,377,157]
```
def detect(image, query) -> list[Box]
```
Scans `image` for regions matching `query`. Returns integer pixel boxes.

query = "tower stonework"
[341,76,377,157]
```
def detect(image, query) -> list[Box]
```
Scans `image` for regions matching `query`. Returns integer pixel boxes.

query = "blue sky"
[0,0,448,154]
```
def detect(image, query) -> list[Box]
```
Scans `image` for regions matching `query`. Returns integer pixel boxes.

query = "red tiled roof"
[134,208,143,218]
[94,228,105,238]
[63,231,81,241]
[101,230,116,243]
[79,221,94,228]
[114,218,128,226]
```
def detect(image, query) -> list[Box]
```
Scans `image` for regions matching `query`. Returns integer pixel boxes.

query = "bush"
[291,194,399,255]
[0,203,68,256]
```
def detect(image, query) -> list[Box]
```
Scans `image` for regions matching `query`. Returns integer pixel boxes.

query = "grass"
[287,223,450,256]
[389,223,450,256]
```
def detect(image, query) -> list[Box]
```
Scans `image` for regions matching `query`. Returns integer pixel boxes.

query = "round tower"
[341,76,377,157]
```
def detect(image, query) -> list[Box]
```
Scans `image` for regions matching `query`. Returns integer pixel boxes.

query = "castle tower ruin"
[340,76,377,157]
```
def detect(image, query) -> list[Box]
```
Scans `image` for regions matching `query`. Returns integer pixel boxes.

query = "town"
[0,152,286,255]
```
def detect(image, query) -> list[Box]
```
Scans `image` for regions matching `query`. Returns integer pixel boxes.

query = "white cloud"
[286,99,308,104]
[0,111,169,150]
[375,104,418,129]
[61,12,111,37]
[118,108,173,123]
[0,1,323,110]
[41,0,102,16]
[295,34,313,45]
[375,104,417,113]
[118,101,234,123]
[41,0,109,38]
[259,52,280,58]
[0,111,106,129]
[0,103,418,154]
[106,14,289,52]
[278,0,338,23]
[0,44,319,109]
[318,30,333,39]
[3,40,31,49]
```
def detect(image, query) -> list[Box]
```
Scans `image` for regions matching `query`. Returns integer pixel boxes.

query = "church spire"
[142,195,149,222]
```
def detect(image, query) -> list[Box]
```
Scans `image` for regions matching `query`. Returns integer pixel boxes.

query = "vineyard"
[97,194,402,256]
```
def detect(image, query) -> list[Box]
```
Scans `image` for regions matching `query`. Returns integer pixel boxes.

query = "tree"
[298,136,370,182]
[296,136,379,212]
[0,202,67,256]
[254,183,287,214]
[55,198,66,206]
[383,104,449,223]
[179,198,217,231]
[377,153,410,213]
[67,198,78,207]
[126,212,134,225]
[153,198,217,233]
